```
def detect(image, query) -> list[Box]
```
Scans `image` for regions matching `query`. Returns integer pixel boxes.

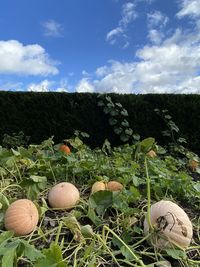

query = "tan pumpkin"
[91,181,106,194]
[48,182,80,210]
[107,181,123,192]
[4,199,39,236]
[147,150,157,158]
[144,200,193,249]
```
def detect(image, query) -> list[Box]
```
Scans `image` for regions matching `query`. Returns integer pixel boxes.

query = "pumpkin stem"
[144,157,153,231]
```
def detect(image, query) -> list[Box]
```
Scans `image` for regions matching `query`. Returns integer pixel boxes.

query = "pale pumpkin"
[48,182,80,210]
[147,150,157,158]
[4,199,39,236]
[91,181,106,194]
[107,181,123,192]
[144,200,193,249]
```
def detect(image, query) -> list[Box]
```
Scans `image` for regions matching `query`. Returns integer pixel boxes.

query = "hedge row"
[0,92,199,153]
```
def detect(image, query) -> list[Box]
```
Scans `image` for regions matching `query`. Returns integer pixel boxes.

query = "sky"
[0,0,200,94]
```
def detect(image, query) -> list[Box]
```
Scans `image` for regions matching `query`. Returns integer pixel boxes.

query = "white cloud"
[0,40,58,76]
[106,27,124,45]
[106,2,137,47]
[120,2,138,27]
[147,29,164,45]
[147,11,169,44]
[42,19,63,37]
[147,10,169,28]
[27,79,69,92]
[27,80,53,92]
[77,25,200,94]
[177,0,200,18]
[75,78,95,93]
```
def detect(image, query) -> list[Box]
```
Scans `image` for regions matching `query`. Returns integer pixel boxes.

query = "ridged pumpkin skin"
[144,200,193,249]
[59,144,71,155]
[107,181,123,192]
[4,199,39,236]
[91,181,106,194]
[48,182,80,210]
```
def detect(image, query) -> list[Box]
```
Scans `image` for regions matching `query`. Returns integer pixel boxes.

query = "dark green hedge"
[0,92,199,153]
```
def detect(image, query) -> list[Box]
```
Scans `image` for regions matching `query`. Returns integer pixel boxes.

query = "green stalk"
[55,221,63,245]
[48,161,56,183]
[104,225,146,267]
[144,157,153,231]
[96,234,121,267]
[14,160,22,182]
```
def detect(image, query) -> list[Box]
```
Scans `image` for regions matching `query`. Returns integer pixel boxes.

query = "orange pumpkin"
[59,144,71,155]
[4,199,39,236]
[189,159,199,172]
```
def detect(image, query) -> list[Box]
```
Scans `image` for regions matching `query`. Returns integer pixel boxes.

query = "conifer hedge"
[0,92,199,153]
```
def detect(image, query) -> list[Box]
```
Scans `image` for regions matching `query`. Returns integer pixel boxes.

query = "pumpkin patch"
[0,135,199,267]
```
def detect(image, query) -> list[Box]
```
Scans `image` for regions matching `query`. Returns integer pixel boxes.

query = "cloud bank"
[0,40,58,76]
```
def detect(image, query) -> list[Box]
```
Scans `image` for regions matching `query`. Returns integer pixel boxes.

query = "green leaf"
[0,231,14,245]
[34,243,68,267]
[125,128,133,136]
[87,207,102,226]
[109,118,118,126]
[120,245,139,261]
[19,240,43,261]
[132,134,140,141]
[89,191,113,216]
[164,115,172,120]
[121,109,128,116]
[1,249,16,267]
[140,137,155,153]
[120,133,130,142]
[110,110,119,116]
[81,224,94,238]
[121,120,129,127]
[21,175,47,200]
[114,127,123,135]
[103,107,111,114]
[165,248,187,260]
[0,193,9,211]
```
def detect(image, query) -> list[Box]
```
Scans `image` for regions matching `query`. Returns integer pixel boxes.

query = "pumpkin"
[144,200,193,249]
[59,144,71,155]
[147,150,157,158]
[4,199,39,236]
[189,159,198,172]
[91,181,106,194]
[107,181,123,192]
[48,182,80,210]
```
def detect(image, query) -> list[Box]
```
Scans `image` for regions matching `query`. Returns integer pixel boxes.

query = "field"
[0,134,199,267]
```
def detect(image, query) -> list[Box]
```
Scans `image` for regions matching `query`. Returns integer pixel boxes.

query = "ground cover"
[0,135,199,267]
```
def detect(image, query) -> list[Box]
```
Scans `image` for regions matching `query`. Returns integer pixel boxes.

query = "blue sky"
[0,0,200,93]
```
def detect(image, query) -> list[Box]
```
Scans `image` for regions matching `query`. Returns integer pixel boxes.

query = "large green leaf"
[34,243,68,267]
[89,191,113,216]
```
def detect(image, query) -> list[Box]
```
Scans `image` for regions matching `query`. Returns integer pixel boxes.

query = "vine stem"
[144,157,153,231]
[55,221,63,245]
[104,225,146,267]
